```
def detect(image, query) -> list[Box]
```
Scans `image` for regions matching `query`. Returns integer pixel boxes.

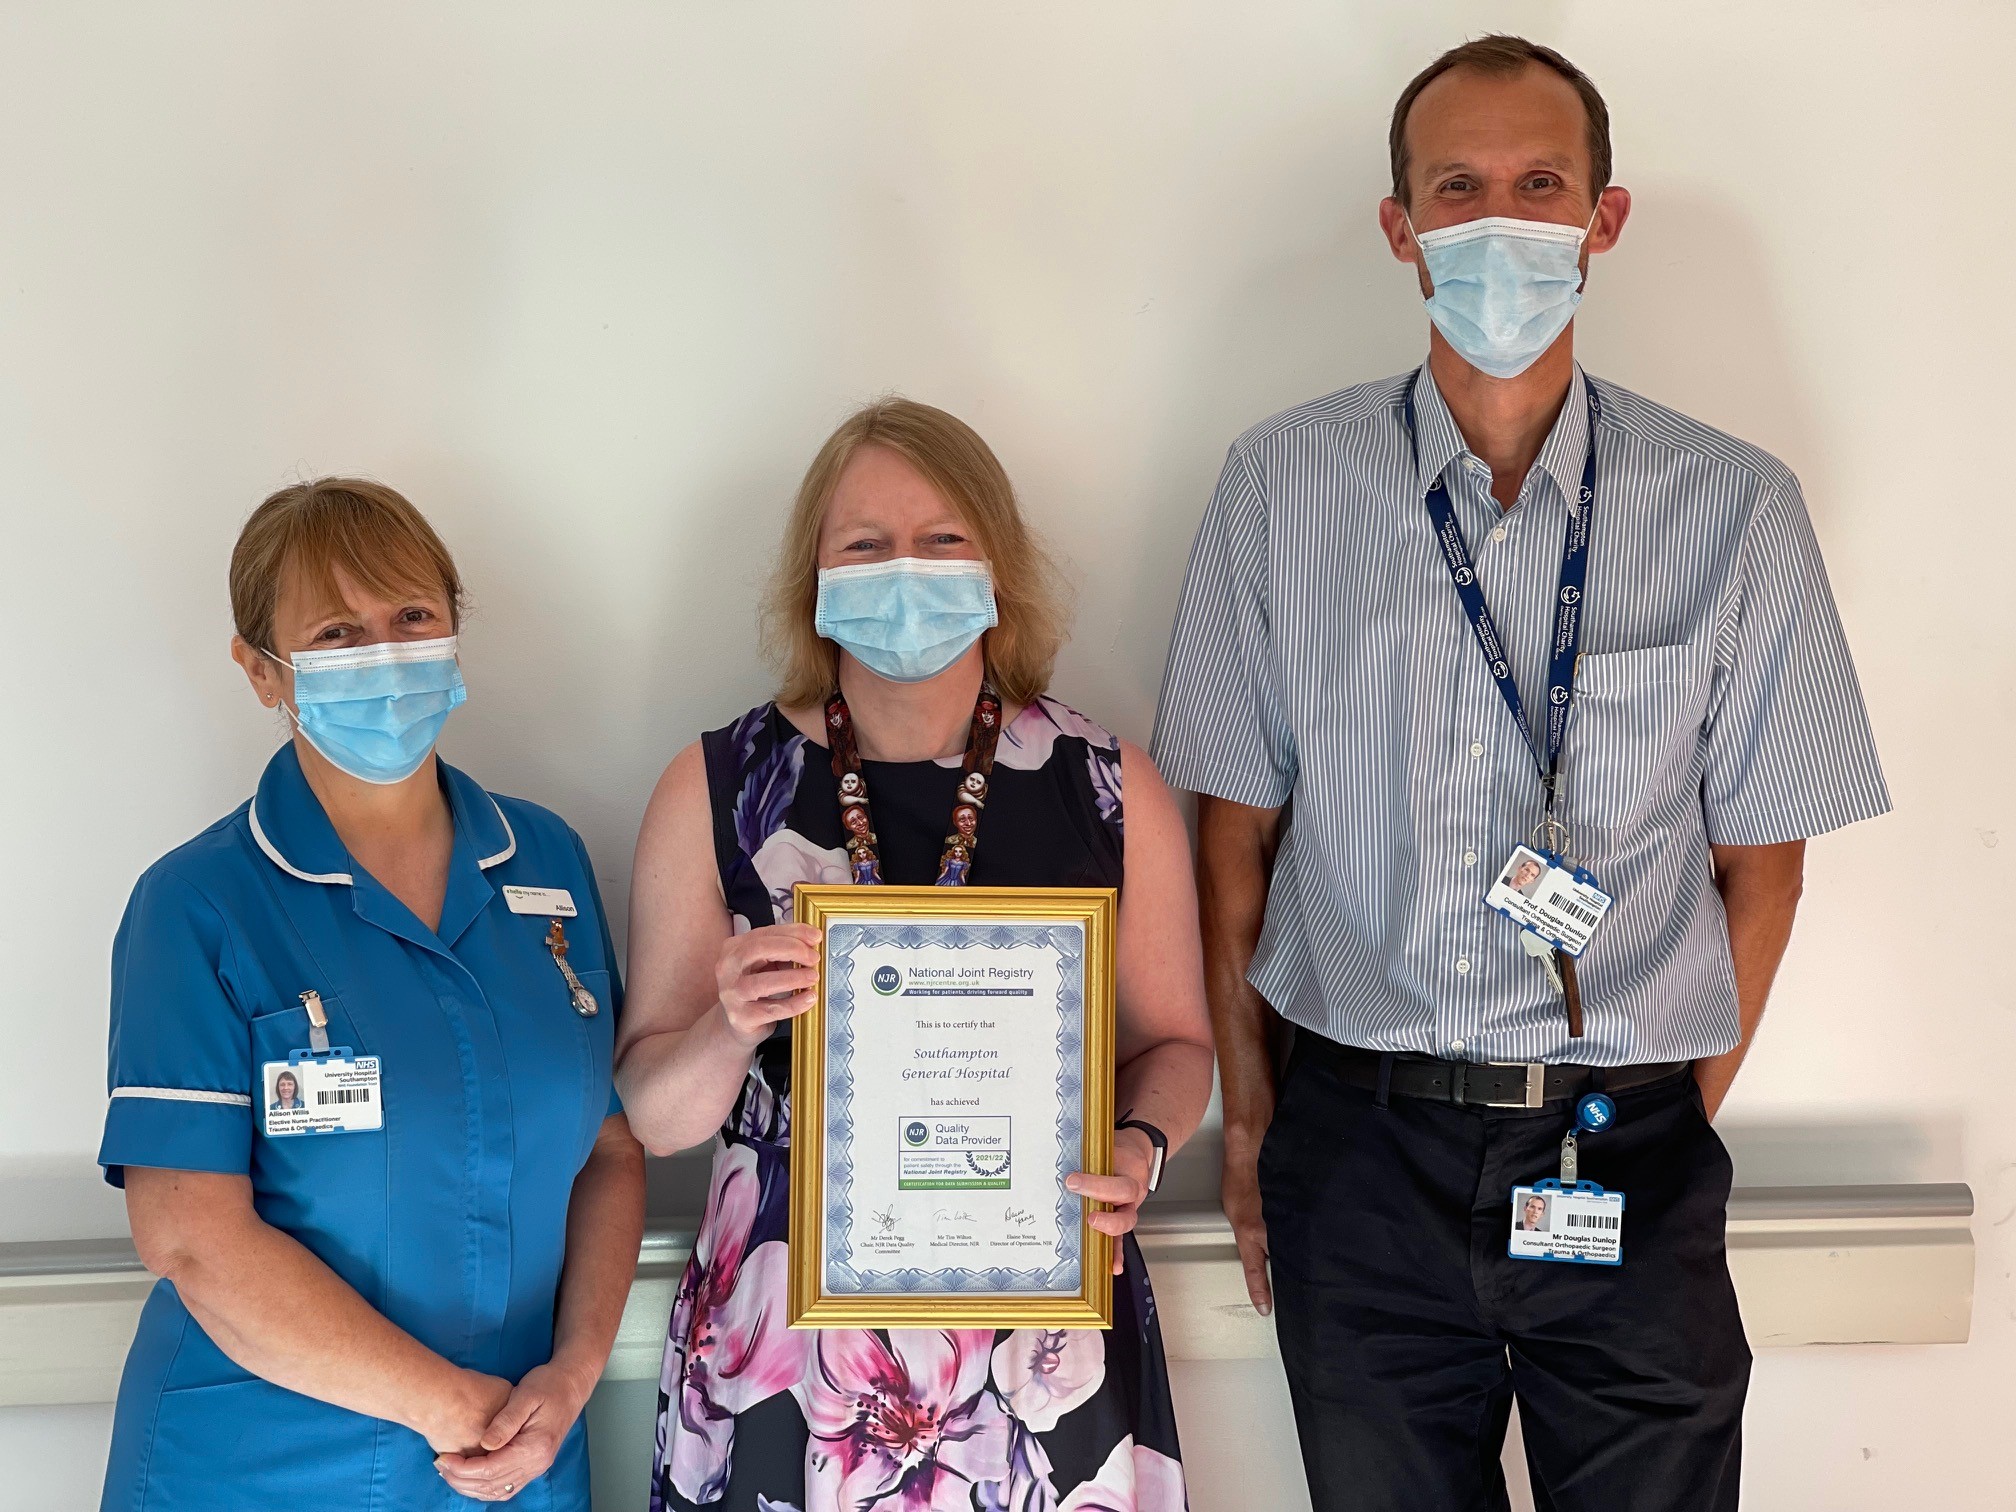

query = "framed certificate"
[788,884,1117,1330]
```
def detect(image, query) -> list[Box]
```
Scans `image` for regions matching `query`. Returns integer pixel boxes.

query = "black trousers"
[1259,1037,1750,1512]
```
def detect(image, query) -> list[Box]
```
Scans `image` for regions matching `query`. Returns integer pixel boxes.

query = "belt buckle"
[1484,1061,1546,1109]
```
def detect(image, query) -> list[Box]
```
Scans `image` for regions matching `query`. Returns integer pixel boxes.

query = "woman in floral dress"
[616,399,1215,1512]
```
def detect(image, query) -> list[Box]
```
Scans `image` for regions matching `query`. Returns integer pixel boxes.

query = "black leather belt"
[1301,1036,1690,1110]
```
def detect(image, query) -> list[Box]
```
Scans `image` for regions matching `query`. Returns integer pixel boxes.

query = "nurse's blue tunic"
[97,745,623,1512]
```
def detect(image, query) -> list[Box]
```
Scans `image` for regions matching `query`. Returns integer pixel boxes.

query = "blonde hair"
[765,399,1069,708]
[229,478,464,654]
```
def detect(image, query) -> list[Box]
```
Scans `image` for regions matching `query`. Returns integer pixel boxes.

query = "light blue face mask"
[1410,212,1595,379]
[270,634,466,784]
[814,558,999,685]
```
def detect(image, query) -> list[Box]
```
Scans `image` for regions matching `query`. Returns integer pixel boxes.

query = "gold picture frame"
[788,883,1117,1330]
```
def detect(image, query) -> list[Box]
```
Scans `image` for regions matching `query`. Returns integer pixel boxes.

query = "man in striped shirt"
[1153,35,1888,1512]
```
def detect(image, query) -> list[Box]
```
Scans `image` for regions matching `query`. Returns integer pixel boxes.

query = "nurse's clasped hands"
[434,1360,597,1501]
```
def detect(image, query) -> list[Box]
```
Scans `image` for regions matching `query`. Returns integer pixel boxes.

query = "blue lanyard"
[1404,376,1601,804]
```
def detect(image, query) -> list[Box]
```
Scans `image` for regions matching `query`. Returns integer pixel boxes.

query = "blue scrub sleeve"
[571,830,627,1118]
[99,868,255,1187]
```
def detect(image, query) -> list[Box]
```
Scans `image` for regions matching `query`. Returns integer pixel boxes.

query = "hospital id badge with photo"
[261,1048,384,1137]
[1484,845,1613,957]
[1509,1178,1624,1265]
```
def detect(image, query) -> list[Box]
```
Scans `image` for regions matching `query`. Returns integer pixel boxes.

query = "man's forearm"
[1695,839,1806,1118]
[1196,797,1285,1147]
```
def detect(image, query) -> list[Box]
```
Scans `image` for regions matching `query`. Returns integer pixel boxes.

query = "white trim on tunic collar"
[248,799,354,886]
[475,798,516,870]
[248,791,517,881]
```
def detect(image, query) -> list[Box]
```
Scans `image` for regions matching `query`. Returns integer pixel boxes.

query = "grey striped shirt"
[1152,364,1889,1065]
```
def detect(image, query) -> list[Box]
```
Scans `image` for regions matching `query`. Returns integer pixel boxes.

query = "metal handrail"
[0,1183,1975,1283]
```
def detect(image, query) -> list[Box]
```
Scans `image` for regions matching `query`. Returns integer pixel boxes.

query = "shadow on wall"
[1575,185,1831,509]
[0,1156,129,1244]
[1718,1114,1963,1189]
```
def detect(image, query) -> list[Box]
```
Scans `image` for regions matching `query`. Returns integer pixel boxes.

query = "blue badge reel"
[1574,1092,1616,1133]
[1508,1178,1624,1265]
[260,1047,384,1138]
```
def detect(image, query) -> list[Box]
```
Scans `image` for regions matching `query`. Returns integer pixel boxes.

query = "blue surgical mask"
[1410,212,1595,379]
[270,635,466,784]
[814,558,998,685]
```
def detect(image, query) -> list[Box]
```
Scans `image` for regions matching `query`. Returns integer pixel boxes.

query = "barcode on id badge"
[316,1088,373,1105]
[1554,898,1599,927]
[1564,1211,1619,1230]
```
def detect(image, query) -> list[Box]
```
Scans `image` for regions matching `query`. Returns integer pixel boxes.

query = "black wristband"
[1115,1114,1169,1194]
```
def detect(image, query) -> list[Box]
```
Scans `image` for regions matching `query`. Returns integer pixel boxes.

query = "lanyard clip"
[299,989,330,1054]
[1530,810,1573,863]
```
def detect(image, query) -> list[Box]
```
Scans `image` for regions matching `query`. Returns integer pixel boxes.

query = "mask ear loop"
[257,647,298,719]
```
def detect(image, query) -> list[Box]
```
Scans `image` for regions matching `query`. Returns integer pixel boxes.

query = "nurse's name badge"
[261,1049,384,1138]
[1484,844,1613,957]
[503,885,578,917]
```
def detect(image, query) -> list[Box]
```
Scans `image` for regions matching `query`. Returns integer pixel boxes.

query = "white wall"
[3,2,2011,1507]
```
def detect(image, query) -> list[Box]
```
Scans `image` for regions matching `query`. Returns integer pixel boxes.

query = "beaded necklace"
[824,683,1003,886]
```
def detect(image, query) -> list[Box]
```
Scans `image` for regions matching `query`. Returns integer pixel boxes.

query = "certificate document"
[789,886,1117,1329]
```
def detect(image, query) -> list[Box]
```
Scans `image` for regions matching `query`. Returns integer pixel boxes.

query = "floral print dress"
[652,698,1186,1512]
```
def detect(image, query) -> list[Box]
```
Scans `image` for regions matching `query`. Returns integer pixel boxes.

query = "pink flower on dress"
[795,1329,1012,1512]
[978,1418,1059,1512]
[990,1329,1107,1432]
[751,828,851,922]
[1057,1437,1187,1512]
[661,1142,810,1503]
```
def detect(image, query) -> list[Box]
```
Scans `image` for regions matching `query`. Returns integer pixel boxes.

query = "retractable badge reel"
[1508,1087,1625,1266]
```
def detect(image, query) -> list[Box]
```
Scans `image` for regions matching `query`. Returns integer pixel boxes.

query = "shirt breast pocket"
[1562,644,1709,832]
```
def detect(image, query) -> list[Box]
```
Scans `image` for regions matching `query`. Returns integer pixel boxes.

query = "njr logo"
[872,964,902,996]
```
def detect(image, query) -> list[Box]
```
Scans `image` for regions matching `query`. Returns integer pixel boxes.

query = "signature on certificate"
[934,1208,978,1224]
[1002,1206,1036,1228]
[872,1206,898,1234]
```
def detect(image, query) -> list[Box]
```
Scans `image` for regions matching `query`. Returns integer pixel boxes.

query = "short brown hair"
[1389,35,1612,206]
[764,399,1069,709]
[229,478,464,653]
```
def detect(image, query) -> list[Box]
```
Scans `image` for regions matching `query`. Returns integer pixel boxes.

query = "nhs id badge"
[1509,1178,1624,1265]
[261,1049,384,1138]
[1485,845,1613,958]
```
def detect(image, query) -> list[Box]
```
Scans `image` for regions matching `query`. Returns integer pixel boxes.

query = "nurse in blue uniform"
[98,478,646,1510]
